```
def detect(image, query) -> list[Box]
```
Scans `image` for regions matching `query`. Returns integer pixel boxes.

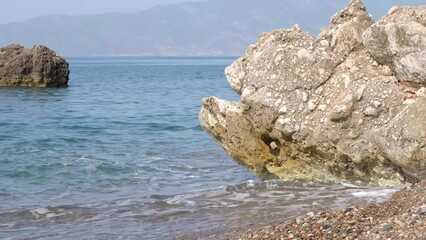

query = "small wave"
[340,182,364,188]
[30,208,50,218]
[0,134,17,141]
[0,179,400,240]
[225,179,329,192]
[351,189,398,198]
[4,170,36,179]
[61,124,105,132]
[144,151,162,157]
[142,122,188,132]
[0,206,77,223]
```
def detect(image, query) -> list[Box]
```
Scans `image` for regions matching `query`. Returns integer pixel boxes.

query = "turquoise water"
[0,57,397,239]
[0,57,249,203]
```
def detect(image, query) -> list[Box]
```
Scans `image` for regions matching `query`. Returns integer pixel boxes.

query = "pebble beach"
[229,182,426,240]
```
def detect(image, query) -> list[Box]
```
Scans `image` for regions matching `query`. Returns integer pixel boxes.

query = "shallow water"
[0,57,398,239]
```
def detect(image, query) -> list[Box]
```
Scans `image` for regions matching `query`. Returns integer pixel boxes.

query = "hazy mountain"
[0,0,350,56]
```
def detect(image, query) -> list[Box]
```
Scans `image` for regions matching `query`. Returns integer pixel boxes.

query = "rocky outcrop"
[0,44,69,87]
[363,6,426,87]
[200,0,426,185]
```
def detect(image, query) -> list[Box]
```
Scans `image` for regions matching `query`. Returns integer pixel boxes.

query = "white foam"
[340,182,362,188]
[30,208,50,219]
[166,198,196,206]
[45,213,58,218]
[84,163,99,172]
[246,180,255,188]
[285,193,296,200]
[0,221,16,228]
[229,192,251,201]
[31,208,50,215]
[265,181,280,190]
[351,189,397,198]
[185,175,199,179]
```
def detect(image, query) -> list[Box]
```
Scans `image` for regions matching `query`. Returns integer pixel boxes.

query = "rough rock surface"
[0,44,69,87]
[199,0,426,185]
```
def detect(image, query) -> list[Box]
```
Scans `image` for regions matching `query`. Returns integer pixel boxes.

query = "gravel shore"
[229,182,426,240]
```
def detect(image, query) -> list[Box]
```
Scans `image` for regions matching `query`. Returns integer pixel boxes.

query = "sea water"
[0,57,398,239]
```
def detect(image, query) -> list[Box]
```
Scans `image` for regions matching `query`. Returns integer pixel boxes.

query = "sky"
[0,0,204,24]
[0,0,425,25]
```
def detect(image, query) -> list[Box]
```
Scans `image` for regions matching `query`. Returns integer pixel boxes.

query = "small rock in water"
[0,44,69,87]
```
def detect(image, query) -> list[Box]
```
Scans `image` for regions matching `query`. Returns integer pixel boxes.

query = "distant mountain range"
[0,0,360,56]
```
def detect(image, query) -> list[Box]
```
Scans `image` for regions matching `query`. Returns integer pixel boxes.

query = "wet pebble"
[382,224,393,231]
[229,182,426,240]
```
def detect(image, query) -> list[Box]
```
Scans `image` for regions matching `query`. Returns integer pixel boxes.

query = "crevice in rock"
[312,55,349,90]
[261,133,281,156]
[383,158,420,184]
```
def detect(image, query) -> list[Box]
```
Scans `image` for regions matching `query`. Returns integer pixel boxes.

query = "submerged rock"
[199,0,426,185]
[0,44,69,87]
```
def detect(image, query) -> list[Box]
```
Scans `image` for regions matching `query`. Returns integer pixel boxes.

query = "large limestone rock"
[0,44,69,87]
[200,0,426,185]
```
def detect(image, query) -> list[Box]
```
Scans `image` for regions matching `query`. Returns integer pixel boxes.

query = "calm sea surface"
[0,57,397,239]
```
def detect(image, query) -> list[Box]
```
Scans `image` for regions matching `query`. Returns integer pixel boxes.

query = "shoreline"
[225,182,426,239]
[172,182,402,240]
